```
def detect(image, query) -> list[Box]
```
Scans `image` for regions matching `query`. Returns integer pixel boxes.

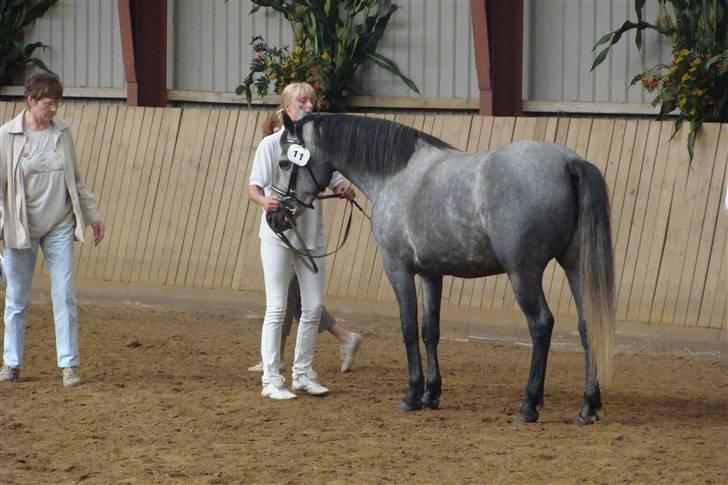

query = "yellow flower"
[689,66,697,73]
[682,73,692,82]
[691,58,702,66]
[679,98,687,109]
[679,49,690,57]
[689,108,697,117]
[322,52,330,61]
[694,89,704,96]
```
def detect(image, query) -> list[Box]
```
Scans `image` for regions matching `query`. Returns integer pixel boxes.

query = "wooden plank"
[120,108,166,283]
[70,104,102,275]
[112,107,156,282]
[132,108,182,283]
[636,124,688,322]
[580,118,635,317]
[625,122,674,321]
[232,112,271,292]
[710,247,727,328]
[667,124,721,324]
[200,110,241,288]
[649,123,696,323]
[152,108,209,285]
[187,109,234,287]
[615,120,662,320]
[174,109,220,286]
[82,105,121,279]
[697,124,728,327]
[218,111,261,290]
[75,105,110,278]
[688,124,728,326]
[93,106,136,280]
[96,105,143,280]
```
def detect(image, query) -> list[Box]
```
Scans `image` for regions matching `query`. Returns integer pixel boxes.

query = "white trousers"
[3,225,78,369]
[260,241,325,387]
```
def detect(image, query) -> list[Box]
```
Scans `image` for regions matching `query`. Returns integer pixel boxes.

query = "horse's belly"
[413,251,505,278]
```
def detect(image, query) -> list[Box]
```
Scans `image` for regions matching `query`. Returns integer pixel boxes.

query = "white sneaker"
[292,374,329,396]
[62,367,82,387]
[261,383,297,400]
[0,365,20,383]
[340,332,363,373]
[248,361,285,373]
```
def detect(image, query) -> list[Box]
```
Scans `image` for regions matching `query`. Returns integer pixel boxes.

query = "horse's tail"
[566,159,615,386]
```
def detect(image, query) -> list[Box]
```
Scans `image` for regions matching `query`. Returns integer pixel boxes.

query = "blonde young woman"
[248,82,357,400]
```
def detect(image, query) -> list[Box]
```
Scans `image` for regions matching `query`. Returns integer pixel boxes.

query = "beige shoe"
[62,367,82,387]
[0,365,20,383]
[292,373,329,396]
[340,332,363,373]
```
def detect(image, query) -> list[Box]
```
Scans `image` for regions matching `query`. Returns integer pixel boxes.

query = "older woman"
[0,72,104,387]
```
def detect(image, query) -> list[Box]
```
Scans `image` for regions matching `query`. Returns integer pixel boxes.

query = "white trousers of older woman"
[260,241,325,387]
[3,225,78,369]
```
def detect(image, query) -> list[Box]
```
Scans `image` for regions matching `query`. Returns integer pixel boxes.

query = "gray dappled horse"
[274,112,615,424]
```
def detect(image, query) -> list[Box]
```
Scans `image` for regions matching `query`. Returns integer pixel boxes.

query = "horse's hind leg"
[508,268,554,424]
[558,254,602,425]
[383,259,424,412]
[420,274,443,409]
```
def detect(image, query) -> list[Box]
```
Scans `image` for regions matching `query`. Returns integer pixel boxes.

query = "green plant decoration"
[237,0,420,112]
[0,0,58,87]
[591,0,728,159]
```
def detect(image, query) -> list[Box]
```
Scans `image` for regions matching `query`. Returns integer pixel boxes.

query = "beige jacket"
[0,111,102,249]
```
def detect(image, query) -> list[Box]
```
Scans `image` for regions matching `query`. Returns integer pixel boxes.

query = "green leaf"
[593,31,615,50]
[366,51,420,94]
[590,21,660,70]
[591,47,612,71]
[687,128,696,160]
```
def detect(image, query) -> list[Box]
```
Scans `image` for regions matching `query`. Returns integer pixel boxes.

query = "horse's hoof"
[514,411,539,424]
[400,399,424,412]
[421,396,439,410]
[576,412,599,426]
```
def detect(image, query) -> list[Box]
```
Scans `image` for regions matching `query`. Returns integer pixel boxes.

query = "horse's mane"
[301,114,454,176]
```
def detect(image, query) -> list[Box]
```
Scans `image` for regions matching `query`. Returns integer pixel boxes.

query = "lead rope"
[272,197,370,273]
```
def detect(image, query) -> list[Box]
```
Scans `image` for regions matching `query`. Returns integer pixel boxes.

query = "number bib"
[287,144,311,166]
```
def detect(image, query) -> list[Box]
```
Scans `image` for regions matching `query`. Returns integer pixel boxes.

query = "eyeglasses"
[38,98,61,108]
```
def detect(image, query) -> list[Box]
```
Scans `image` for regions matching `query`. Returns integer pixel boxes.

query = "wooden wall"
[1,102,725,329]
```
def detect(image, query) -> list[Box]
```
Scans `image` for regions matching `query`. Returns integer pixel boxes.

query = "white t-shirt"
[249,129,343,249]
[20,128,75,238]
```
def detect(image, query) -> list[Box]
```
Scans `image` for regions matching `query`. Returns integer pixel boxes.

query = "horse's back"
[374,140,581,277]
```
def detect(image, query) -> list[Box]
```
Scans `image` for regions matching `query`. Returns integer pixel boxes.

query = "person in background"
[0,72,105,387]
[248,274,363,374]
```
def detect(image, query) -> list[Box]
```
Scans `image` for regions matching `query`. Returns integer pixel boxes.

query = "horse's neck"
[332,142,450,203]
[333,164,388,203]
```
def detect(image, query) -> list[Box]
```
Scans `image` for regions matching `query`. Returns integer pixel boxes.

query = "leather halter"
[266,135,369,273]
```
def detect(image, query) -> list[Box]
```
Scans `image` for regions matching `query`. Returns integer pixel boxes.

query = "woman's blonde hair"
[262,82,317,136]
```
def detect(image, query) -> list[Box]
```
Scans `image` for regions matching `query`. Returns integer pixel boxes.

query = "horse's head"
[271,112,334,216]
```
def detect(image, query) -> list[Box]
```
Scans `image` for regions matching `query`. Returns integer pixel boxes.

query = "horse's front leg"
[420,274,443,409]
[383,260,423,412]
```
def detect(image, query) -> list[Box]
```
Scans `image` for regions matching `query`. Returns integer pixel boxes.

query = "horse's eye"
[278,160,292,170]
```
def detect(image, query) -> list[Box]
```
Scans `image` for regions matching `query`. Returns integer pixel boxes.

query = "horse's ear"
[282,111,296,135]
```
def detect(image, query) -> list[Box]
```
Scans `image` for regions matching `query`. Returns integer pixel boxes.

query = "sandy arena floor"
[1,301,726,484]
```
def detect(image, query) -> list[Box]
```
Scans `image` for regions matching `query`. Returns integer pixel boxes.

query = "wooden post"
[471,0,492,115]
[118,0,167,107]
[471,0,523,116]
